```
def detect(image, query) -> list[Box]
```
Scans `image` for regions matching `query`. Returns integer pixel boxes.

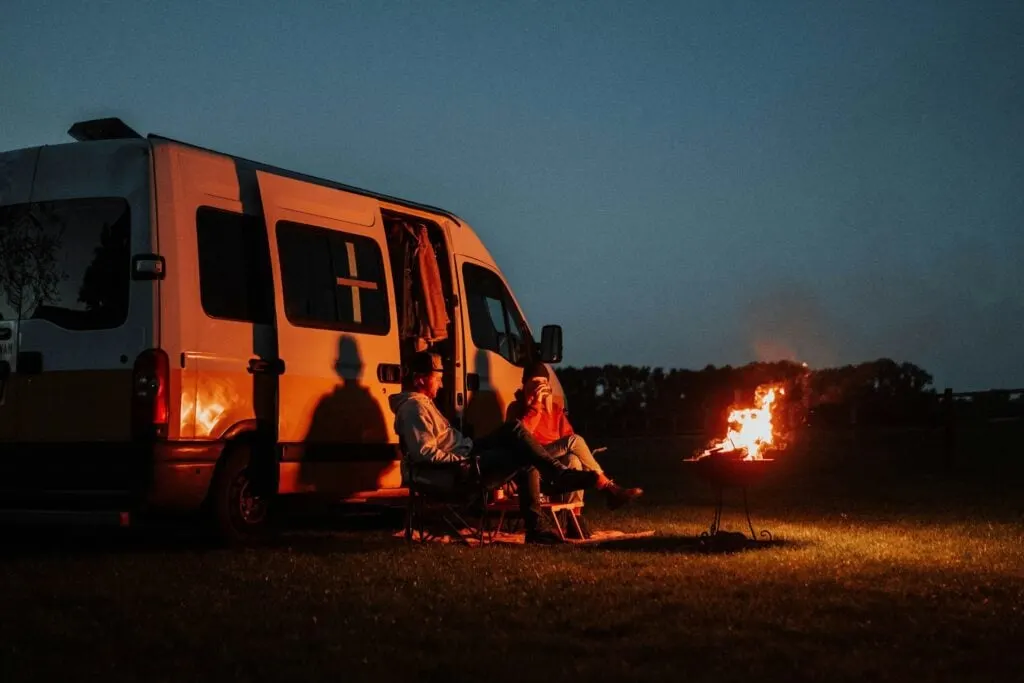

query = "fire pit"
[684,448,775,542]
[684,383,786,544]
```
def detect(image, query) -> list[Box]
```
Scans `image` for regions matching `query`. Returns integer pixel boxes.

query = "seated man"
[389,352,641,544]
[506,362,640,536]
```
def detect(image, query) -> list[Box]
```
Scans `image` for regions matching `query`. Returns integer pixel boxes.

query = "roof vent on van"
[67,117,143,142]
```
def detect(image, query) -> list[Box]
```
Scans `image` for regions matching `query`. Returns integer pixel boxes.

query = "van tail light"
[132,349,169,439]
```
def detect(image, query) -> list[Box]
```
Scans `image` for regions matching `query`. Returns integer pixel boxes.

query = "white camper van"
[0,118,565,540]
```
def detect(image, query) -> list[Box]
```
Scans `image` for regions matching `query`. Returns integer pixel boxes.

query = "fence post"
[943,387,955,469]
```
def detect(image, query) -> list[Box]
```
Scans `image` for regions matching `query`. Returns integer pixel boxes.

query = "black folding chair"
[401,442,494,546]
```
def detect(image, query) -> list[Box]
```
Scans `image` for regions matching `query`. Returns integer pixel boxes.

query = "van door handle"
[248,358,284,375]
[377,363,402,384]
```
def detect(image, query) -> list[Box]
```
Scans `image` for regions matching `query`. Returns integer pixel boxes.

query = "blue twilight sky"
[2,1,1022,390]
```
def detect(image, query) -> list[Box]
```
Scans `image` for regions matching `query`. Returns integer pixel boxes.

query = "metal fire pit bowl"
[684,451,775,543]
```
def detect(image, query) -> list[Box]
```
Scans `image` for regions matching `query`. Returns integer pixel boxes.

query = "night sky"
[2,1,1021,390]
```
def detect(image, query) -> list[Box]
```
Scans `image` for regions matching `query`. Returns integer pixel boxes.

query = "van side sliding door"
[254,172,404,496]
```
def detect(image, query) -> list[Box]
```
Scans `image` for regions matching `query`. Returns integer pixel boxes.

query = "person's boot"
[603,481,643,510]
[524,518,565,545]
[564,512,593,540]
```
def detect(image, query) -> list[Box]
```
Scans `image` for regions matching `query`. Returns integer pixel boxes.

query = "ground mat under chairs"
[393,527,655,546]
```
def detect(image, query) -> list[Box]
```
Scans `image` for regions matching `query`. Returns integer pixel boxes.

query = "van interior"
[381,209,458,421]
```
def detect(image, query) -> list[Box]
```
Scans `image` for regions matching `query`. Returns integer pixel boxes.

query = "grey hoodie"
[388,391,473,466]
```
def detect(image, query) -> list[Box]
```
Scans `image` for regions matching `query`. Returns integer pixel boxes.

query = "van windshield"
[0,198,131,329]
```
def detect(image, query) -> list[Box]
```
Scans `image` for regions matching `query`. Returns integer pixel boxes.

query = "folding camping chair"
[401,442,495,546]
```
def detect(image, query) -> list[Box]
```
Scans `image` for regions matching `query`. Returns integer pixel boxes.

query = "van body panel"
[447,218,498,266]
[278,460,403,496]
[1,140,153,443]
[255,171,404,493]
[148,441,223,510]
[17,370,134,441]
[152,141,276,442]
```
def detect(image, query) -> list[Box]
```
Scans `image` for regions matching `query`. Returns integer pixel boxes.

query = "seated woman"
[506,362,643,537]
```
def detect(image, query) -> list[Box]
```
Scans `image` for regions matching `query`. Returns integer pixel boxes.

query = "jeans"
[544,434,603,505]
[471,421,599,530]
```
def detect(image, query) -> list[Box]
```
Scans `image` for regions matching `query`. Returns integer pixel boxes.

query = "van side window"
[196,207,274,324]
[462,263,531,366]
[276,220,390,335]
[0,198,130,329]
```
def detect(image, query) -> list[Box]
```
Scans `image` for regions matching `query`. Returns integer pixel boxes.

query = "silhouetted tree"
[0,203,66,320]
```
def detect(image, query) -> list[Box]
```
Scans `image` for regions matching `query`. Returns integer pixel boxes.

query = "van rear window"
[0,198,131,329]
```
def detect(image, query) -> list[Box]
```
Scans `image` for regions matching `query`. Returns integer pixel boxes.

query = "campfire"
[699,384,785,461]
[685,383,789,543]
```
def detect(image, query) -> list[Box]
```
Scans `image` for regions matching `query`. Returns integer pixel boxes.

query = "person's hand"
[527,379,553,412]
[539,385,553,412]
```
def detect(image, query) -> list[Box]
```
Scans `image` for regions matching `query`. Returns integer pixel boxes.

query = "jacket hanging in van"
[389,221,448,345]
[411,223,449,344]
[389,221,417,341]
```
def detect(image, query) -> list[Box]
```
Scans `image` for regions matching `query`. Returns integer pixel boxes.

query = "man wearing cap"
[389,351,641,544]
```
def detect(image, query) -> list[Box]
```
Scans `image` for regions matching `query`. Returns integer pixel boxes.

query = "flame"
[703,385,784,460]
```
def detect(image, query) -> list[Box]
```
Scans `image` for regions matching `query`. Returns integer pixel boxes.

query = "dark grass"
[2,425,1023,683]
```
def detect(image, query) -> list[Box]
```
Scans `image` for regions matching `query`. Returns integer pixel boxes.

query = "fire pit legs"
[742,488,772,542]
[699,482,772,543]
[686,456,775,547]
[706,486,724,536]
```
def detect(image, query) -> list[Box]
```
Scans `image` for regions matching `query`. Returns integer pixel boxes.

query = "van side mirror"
[539,325,563,363]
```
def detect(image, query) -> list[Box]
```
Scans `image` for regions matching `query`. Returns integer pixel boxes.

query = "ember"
[700,384,785,460]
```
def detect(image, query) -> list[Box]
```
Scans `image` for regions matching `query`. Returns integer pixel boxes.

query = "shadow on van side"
[295,335,397,499]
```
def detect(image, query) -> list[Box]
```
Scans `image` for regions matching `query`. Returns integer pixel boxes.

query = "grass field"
[2,425,1023,683]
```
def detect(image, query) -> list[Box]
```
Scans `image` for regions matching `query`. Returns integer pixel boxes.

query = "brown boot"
[603,481,643,510]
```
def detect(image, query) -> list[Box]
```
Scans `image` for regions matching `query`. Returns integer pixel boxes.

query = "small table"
[485,498,585,541]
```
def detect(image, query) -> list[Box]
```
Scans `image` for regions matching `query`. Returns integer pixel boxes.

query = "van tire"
[206,443,276,544]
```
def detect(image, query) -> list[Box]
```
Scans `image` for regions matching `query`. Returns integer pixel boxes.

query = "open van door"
[254,171,404,495]
[457,257,534,437]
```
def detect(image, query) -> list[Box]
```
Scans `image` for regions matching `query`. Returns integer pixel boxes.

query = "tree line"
[553,359,1022,437]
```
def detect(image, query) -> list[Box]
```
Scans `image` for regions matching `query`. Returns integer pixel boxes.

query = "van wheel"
[207,445,276,544]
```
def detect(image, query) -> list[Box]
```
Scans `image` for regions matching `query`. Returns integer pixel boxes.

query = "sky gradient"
[2,0,1022,390]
